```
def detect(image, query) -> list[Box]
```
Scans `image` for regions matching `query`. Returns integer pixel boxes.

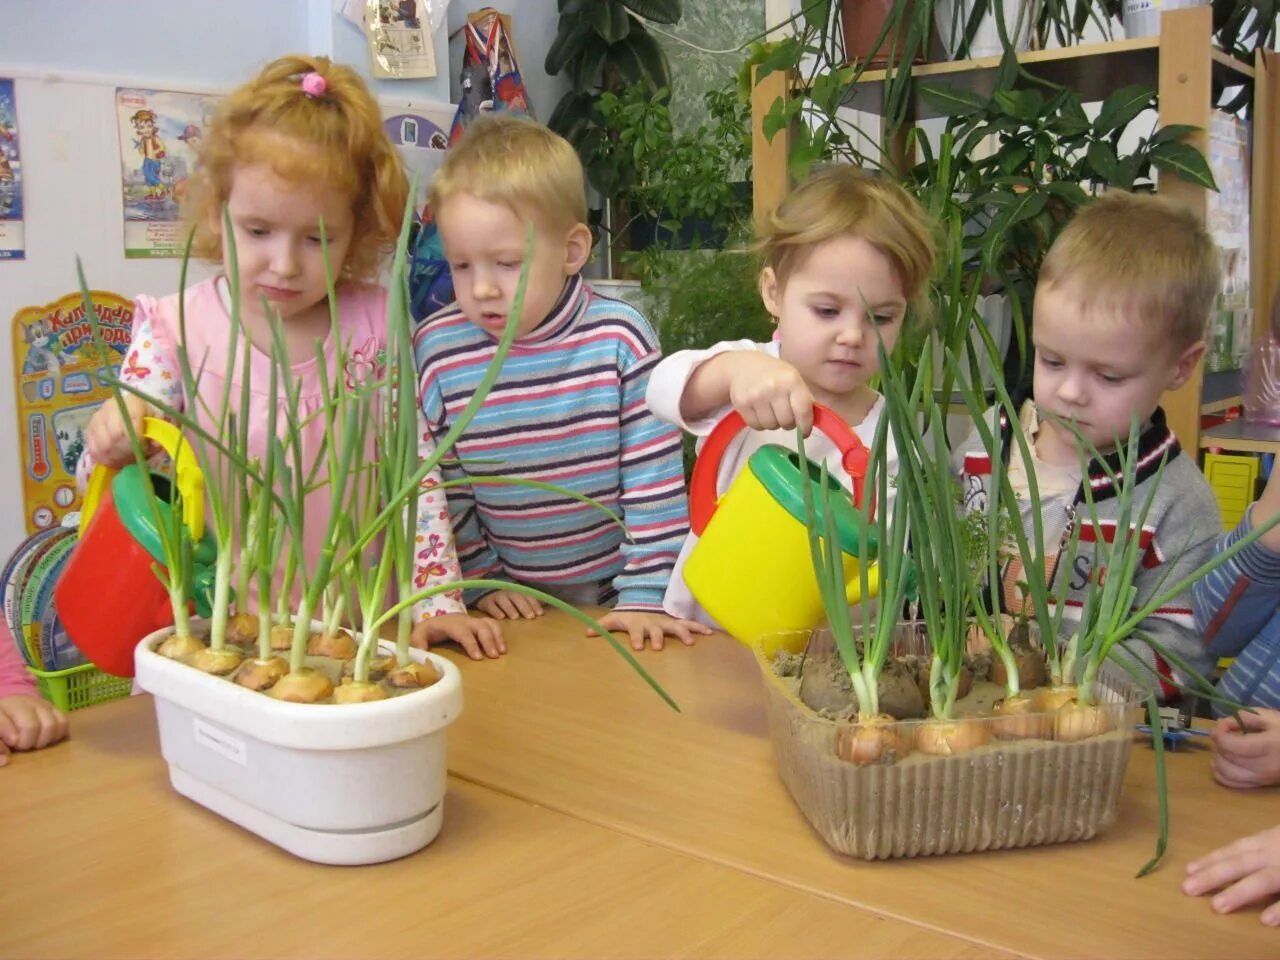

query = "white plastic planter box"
[134,630,463,865]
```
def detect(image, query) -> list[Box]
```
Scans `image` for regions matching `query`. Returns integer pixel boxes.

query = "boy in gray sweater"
[957,192,1223,700]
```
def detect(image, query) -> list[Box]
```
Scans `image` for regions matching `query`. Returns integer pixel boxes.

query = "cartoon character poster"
[11,291,134,532]
[116,87,219,258]
[0,78,24,260]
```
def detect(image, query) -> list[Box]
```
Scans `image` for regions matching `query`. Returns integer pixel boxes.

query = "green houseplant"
[911,77,1216,295]
[586,80,752,255]
[546,0,683,203]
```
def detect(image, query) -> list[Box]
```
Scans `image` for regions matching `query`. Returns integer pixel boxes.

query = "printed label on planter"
[193,717,247,766]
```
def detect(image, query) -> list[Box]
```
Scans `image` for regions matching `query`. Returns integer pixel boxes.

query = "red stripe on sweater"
[1201,574,1252,649]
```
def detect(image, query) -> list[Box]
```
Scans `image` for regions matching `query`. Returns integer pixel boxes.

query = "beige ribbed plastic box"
[756,641,1142,860]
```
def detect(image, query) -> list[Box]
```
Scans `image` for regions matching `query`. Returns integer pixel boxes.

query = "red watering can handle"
[689,404,870,536]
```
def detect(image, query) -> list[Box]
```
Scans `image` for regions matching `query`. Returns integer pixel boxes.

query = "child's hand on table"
[412,613,506,661]
[1184,824,1280,925]
[0,694,69,766]
[476,590,544,621]
[587,611,712,651]
[1210,709,1280,789]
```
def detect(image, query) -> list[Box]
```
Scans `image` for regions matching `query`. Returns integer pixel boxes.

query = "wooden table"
[1,686,1001,959]
[440,610,1280,960]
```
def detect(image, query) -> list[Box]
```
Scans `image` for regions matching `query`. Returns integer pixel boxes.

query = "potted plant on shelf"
[66,208,678,866]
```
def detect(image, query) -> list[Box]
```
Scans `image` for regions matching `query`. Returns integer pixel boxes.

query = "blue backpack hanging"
[408,7,532,321]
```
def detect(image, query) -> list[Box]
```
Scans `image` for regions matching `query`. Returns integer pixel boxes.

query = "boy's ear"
[563,223,593,275]
[760,267,782,319]
[1167,339,1206,390]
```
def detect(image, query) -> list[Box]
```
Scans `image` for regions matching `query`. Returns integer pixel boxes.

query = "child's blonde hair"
[757,166,936,314]
[1038,191,1221,348]
[427,114,587,230]
[185,54,408,284]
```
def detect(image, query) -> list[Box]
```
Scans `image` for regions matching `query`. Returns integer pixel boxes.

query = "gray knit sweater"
[957,403,1222,700]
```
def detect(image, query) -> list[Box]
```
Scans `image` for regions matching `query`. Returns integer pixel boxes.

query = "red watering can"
[54,418,216,677]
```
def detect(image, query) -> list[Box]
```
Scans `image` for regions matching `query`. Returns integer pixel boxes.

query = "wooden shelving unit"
[751,7,1280,455]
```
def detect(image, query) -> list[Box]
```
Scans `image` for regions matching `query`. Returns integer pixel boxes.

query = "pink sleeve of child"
[411,413,466,622]
[75,296,186,490]
[0,619,36,698]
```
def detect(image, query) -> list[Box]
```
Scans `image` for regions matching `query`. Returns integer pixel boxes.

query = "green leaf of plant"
[547,90,598,141]
[810,65,855,112]
[996,189,1049,229]
[919,83,987,117]
[1094,84,1154,135]
[1110,154,1141,191]
[619,0,682,24]
[1043,180,1090,206]
[996,144,1031,176]
[571,42,609,89]
[993,88,1044,123]
[608,24,670,91]
[762,98,789,142]
[1085,140,1119,181]
[1149,122,1201,145]
[1150,140,1219,190]
[788,125,824,182]
[546,18,594,76]
[994,45,1020,89]
[591,1,632,43]
[801,0,835,31]
[1056,95,1092,137]
[752,36,803,82]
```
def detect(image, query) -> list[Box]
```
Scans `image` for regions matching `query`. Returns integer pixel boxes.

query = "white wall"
[0,0,452,100]
[0,0,568,557]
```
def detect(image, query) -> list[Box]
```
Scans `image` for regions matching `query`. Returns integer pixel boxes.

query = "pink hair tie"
[301,72,327,98]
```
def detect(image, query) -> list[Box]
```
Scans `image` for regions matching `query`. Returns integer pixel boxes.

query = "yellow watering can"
[683,405,879,654]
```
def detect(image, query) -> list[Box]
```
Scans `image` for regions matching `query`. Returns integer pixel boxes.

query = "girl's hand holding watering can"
[683,352,815,437]
[86,394,158,468]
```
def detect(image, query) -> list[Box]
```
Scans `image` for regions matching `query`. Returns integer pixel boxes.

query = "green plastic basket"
[29,662,132,712]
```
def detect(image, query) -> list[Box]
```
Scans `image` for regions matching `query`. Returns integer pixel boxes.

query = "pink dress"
[0,619,36,698]
[77,277,464,623]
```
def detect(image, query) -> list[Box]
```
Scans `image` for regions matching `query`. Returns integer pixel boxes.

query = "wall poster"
[116,86,220,258]
[12,290,133,532]
[0,78,25,260]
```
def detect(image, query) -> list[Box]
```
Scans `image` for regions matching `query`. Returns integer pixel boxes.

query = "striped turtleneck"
[413,275,690,609]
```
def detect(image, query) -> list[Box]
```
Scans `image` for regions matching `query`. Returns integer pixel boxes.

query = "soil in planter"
[786,648,1000,721]
[990,621,1049,691]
